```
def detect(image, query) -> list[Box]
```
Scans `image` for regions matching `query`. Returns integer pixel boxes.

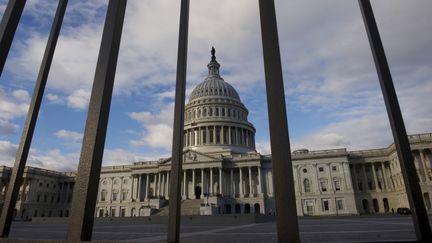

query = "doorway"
[195,186,201,199]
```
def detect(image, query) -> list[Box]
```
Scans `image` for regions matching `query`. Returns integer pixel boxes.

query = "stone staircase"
[153,199,202,216]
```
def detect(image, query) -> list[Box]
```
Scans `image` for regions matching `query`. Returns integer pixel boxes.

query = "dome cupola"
[184,48,256,154]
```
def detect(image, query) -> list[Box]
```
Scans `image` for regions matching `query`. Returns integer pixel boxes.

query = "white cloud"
[55,129,83,142]
[128,103,174,151]
[0,140,18,165]
[67,89,90,110]
[255,141,271,155]
[102,148,163,167]
[46,93,64,104]
[28,149,79,172]
[0,0,430,157]
[0,87,30,135]
[0,120,19,135]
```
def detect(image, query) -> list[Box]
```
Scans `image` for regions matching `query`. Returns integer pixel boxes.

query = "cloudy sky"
[0,0,431,171]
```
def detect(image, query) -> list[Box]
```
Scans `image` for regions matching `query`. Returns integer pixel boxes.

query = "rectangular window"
[337,199,344,210]
[358,181,363,191]
[332,166,337,171]
[113,192,118,201]
[305,200,314,214]
[202,130,206,144]
[122,191,127,200]
[323,200,329,211]
[320,181,328,192]
[111,208,116,217]
[334,180,341,191]
[318,167,324,172]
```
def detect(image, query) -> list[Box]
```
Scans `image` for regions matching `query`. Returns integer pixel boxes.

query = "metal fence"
[0,0,430,242]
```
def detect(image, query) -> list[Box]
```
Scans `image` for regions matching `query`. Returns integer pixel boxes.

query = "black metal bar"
[167,0,189,242]
[358,0,432,241]
[258,0,300,242]
[66,0,127,241]
[0,0,68,237]
[0,0,27,77]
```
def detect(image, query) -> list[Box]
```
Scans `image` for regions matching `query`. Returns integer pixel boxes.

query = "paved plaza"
[6,215,430,242]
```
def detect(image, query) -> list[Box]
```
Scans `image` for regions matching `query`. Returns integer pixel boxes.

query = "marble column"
[201,169,204,198]
[144,174,149,201]
[183,170,187,199]
[314,164,320,194]
[362,164,368,191]
[257,166,262,195]
[166,172,170,199]
[192,169,196,199]
[371,163,380,191]
[327,164,334,192]
[119,176,123,202]
[239,167,244,198]
[342,163,352,190]
[137,175,142,201]
[210,168,213,196]
[420,149,431,182]
[20,178,27,202]
[155,173,159,197]
[65,182,70,204]
[228,126,232,144]
[221,127,224,145]
[130,175,135,201]
[219,167,223,196]
[161,173,165,198]
[230,168,234,197]
[351,165,359,192]
[381,162,389,191]
[248,167,253,197]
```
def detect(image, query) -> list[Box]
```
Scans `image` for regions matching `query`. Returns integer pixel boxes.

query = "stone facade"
[0,166,75,219]
[1,50,432,219]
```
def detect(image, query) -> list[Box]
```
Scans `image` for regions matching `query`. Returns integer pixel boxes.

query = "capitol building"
[1,50,432,219]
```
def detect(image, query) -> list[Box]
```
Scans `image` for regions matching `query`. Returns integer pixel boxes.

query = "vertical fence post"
[258,0,300,242]
[0,0,27,77]
[0,0,68,237]
[358,0,432,241]
[167,0,189,242]
[66,0,127,241]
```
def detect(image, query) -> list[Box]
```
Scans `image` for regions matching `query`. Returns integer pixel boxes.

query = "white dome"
[183,48,256,154]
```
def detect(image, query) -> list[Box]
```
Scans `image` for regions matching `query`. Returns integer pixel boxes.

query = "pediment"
[159,149,222,165]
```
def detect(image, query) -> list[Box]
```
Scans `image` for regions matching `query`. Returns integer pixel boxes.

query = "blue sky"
[0,0,431,171]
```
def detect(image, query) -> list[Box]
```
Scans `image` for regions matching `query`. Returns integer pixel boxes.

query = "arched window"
[304,179,311,193]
